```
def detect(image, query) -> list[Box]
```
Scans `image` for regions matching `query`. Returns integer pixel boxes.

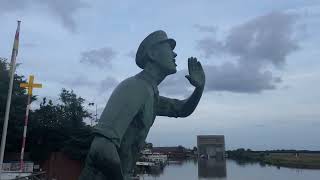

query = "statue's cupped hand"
[185,57,206,88]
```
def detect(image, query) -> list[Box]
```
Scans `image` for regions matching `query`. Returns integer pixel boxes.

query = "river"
[138,159,320,180]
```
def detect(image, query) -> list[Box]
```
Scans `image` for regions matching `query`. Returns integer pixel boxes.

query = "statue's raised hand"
[185,57,205,88]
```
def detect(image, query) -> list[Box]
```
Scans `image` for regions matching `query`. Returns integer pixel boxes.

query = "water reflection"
[198,159,227,178]
[138,159,320,180]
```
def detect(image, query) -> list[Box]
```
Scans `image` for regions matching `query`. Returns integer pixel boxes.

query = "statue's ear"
[147,48,157,62]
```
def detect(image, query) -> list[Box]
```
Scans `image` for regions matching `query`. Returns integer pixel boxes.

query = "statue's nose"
[173,52,177,58]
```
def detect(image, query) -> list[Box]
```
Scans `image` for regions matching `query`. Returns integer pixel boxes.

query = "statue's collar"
[136,71,159,96]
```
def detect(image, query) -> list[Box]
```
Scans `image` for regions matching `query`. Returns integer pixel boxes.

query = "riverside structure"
[197,135,225,160]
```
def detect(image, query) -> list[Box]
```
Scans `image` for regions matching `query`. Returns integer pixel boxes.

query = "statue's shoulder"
[112,75,149,95]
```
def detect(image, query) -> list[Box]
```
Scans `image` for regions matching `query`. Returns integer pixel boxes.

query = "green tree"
[1,57,94,161]
[144,142,153,149]
[193,146,198,152]
[29,89,93,161]
[58,89,91,128]
[177,145,185,152]
[0,58,32,152]
[58,89,93,160]
[28,97,66,161]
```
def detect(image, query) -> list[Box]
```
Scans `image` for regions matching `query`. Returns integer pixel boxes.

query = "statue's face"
[151,42,177,75]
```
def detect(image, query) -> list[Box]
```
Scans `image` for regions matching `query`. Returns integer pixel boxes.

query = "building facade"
[197,135,225,160]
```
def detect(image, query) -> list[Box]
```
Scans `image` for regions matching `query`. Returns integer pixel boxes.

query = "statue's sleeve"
[156,96,185,118]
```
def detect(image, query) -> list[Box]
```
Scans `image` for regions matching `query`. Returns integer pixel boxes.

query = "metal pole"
[95,104,98,123]
[0,21,21,179]
[20,94,31,171]
[88,102,97,126]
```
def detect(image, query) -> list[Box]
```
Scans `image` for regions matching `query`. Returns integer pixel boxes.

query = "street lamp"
[88,102,98,126]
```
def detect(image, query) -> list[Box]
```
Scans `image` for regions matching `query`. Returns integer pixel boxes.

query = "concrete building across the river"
[197,135,225,160]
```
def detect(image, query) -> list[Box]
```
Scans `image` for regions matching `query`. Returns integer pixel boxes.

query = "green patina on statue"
[79,30,206,180]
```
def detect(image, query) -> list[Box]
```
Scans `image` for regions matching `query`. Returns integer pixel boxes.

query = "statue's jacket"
[95,71,182,149]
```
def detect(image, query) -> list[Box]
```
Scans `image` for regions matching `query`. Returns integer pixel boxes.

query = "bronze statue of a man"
[79,30,205,180]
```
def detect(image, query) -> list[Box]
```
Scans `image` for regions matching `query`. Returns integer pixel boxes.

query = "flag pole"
[20,93,31,172]
[0,21,21,179]
[19,75,42,172]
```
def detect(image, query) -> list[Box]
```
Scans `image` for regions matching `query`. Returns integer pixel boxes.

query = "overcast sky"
[0,0,319,150]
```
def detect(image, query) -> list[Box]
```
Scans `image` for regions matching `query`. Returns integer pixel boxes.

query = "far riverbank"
[227,149,320,169]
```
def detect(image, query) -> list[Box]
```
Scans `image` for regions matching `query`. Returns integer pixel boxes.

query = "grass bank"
[227,149,320,169]
[263,154,320,169]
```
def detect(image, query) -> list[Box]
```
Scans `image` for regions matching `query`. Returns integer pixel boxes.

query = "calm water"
[138,159,320,180]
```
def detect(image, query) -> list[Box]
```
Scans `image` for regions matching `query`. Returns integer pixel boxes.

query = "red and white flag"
[10,21,21,69]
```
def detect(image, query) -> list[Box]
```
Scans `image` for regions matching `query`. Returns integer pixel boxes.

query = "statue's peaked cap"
[136,30,176,69]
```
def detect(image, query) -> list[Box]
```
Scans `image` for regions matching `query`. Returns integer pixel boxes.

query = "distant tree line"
[0,58,95,162]
[227,148,320,169]
[227,148,320,162]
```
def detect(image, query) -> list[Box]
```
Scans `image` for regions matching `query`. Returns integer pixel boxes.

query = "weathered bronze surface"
[79,30,205,180]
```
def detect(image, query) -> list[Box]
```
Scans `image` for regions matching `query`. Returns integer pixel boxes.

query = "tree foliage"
[0,58,30,152]
[28,90,94,161]
[0,58,94,162]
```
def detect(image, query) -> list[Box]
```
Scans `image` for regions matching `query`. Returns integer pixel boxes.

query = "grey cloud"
[197,12,300,65]
[159,63,282,95]
[255,124,266,128]
[60,75,118,93]
[159,70,191,96]
[196,38,224,58]
[126,50,136,59]
[80,47,117,68]
[61,75,96,88]
[225,12,299,67]
[195,12,300,93]
[204,64,282,93]
[194,24,217,33]
[0,0,89,32]
[0,0,28,13]
[21,43,37,48]
[98,77,118,93]
[36,0,89,32]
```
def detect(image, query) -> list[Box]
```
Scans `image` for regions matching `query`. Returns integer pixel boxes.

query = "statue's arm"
[157,86,204,118]
[157,57,205,118]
